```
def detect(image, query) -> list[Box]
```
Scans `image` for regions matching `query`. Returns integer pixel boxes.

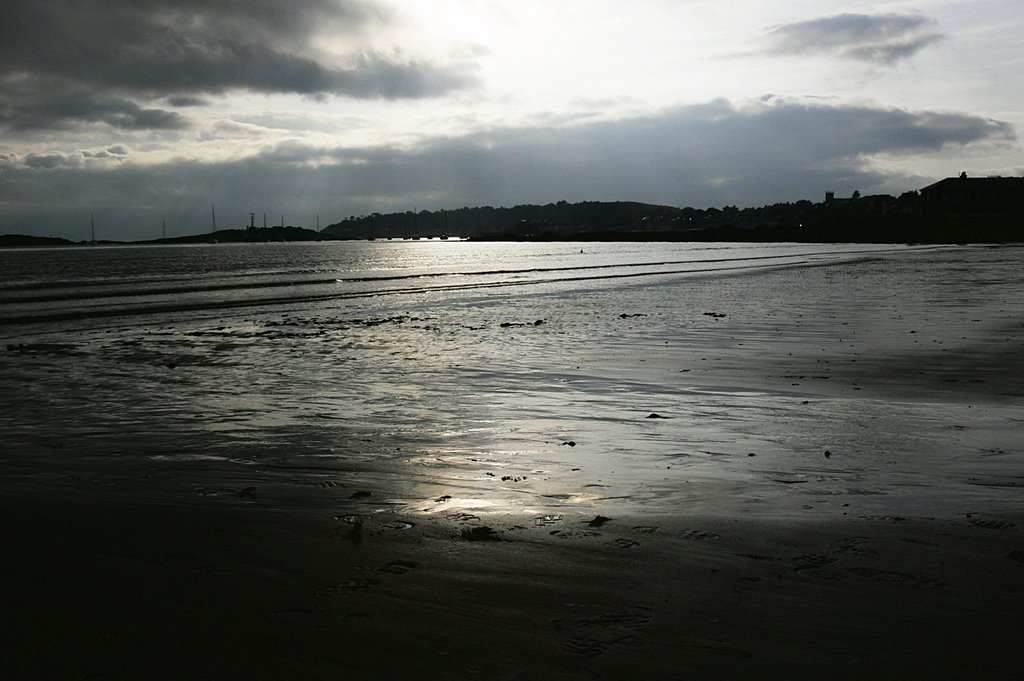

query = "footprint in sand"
[791,554,846,580]
[608,538,640,549]
[534,514,562,526]
[379,560,418,574]
[836,537,876,556]
[381,521,415,531]
[631,525,659,534]
[680,529,720,541]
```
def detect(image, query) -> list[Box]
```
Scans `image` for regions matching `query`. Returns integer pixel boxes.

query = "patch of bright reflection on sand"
[415,497,500,514]
[538,492,609,505]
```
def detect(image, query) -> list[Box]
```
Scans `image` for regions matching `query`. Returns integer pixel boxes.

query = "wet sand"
[3,496,1022,680]
[2,244,1023,679]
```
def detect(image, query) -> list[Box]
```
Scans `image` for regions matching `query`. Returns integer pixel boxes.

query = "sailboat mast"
[211,205,217,233]
[90,213,95,243]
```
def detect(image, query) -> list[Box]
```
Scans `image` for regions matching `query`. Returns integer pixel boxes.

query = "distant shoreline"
[3,193,1022,247]
[4,223,1022,248]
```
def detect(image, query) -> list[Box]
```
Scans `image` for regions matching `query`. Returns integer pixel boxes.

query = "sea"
[0,240,911,326]
[1,240,1021,517]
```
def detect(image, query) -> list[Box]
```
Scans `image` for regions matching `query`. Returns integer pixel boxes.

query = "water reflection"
[1,243,1020,519]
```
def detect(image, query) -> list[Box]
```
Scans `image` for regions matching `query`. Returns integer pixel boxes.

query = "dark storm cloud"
[166,96,211,108]
[1,98,1013,240]
[0,79,190,131]
[763,13,944,65]
[0,0,477,131]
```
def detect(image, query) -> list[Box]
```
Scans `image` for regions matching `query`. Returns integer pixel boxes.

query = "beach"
[2,242,1022,679]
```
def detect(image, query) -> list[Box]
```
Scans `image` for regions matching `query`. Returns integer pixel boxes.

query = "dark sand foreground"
[3,495,1023,680]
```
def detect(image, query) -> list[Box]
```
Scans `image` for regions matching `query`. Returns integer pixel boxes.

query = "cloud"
[0,98,1013,239]
[303,97,1011,209]
[762,13,944,65]
[15,145,131,170]
[0,0,478,131]
[166,96,210,108]
[0,77,191,131]
[81,146,131,160]
[23,152,80,170]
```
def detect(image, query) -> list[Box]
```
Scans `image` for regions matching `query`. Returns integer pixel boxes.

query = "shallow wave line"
[0,257,818,326]
[0,276,345,306]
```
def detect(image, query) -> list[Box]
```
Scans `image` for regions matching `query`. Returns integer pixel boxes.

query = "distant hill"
[323,186,1024,243]
[323,201,683,240]
[139,226,332,244]
[0,234,76,247]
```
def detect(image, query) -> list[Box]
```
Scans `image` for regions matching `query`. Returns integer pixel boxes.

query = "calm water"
[0,241,910,327]
[1,241,1020,518]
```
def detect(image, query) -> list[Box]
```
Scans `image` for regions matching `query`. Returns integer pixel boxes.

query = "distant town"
[2,174,1022,247]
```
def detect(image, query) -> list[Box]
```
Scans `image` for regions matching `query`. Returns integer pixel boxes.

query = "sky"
[1,0,1021,240]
